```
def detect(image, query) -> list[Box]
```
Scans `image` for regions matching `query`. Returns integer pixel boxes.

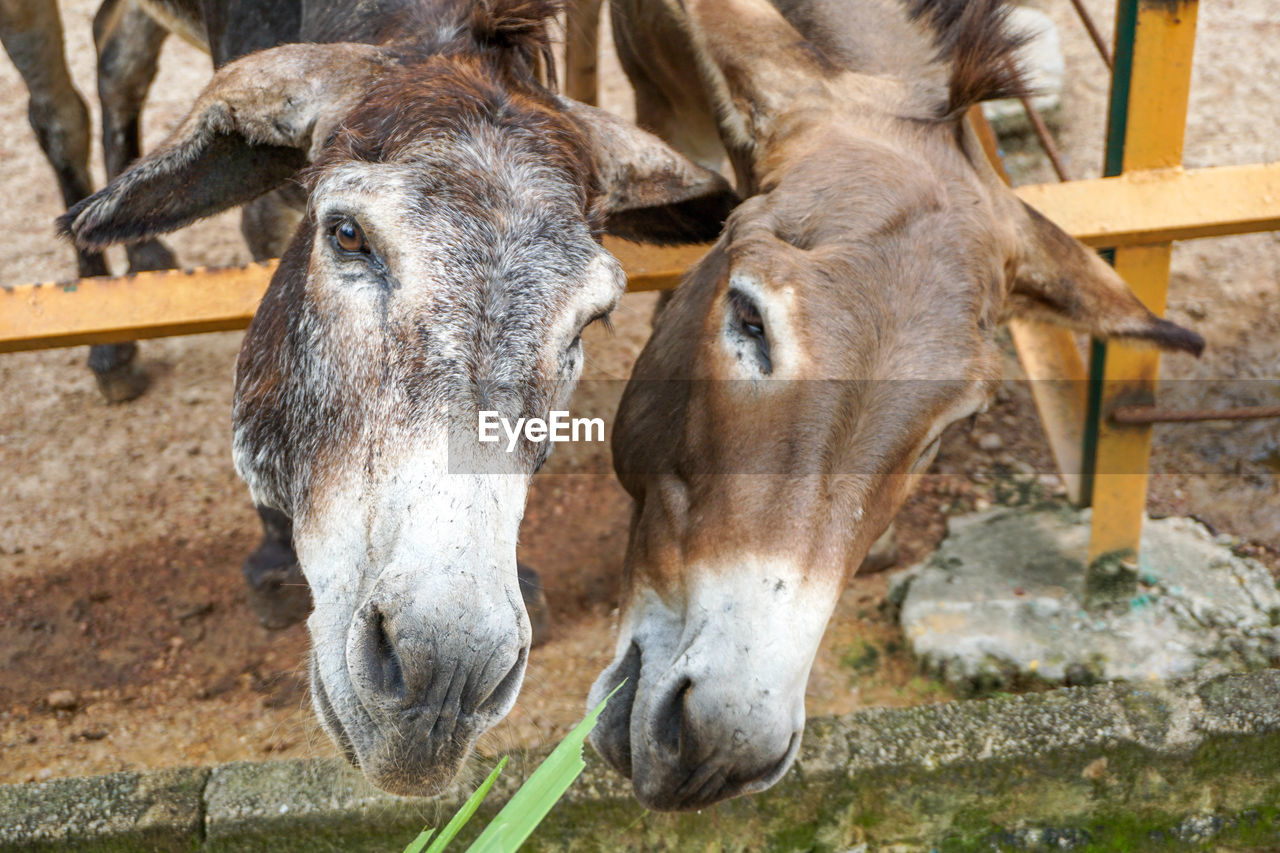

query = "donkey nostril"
[653,678,692,759]
[475,645,527,719]
[366,606,406,700]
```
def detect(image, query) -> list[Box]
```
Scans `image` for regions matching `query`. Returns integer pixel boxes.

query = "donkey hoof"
[94,364,150,403]
[517,562,551,648]
[242,549,312,630]
[88,342,148,403]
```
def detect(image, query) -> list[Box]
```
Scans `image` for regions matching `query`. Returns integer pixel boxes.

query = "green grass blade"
[403,755,509,853]
[466,685,621,853]
[402,828,436,853]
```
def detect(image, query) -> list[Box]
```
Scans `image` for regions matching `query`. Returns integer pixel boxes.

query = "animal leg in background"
[564,0,603,104]
[239,190,302,262]
[609,0,726,175]
[241,505,311,629]
[86,0,177,402]
[0,0,106,283]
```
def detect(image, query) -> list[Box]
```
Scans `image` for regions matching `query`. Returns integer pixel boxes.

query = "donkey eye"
[726,288,772,373]
[330,218,369,255]
[568,311,613,353]
[729,290,765,339]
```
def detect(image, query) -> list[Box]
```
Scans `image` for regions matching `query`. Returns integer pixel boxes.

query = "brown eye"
[332,218,367,254]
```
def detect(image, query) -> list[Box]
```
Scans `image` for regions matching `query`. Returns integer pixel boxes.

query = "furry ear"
[559,97,739,244]
[680,0,842,143]
[60,42,396,249]
[1006,202,1204,355]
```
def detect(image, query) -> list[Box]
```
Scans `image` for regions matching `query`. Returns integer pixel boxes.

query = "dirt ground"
[1,0,1277,785]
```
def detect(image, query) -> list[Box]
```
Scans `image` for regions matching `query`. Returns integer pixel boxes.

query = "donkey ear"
[60,43,395,249]
[1006,202,1204,355]
[679,0,832,133]
[559,98,739,245]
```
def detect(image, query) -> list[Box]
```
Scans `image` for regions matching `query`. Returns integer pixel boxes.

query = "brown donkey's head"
[61,0,735,796]
[592,0,1202,810]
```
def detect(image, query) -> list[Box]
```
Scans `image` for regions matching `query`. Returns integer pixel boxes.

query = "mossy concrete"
[4,673,1280,851]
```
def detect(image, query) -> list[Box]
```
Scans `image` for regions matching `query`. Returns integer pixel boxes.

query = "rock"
[46,690,78,712]
[892,507,1280,694]
[0,766,207,851]
[6,677,1280,850]
[976,432,1004,451]
[1182,300,1208,320]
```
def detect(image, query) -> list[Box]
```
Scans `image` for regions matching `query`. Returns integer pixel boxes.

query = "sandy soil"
[1,0,1276,785]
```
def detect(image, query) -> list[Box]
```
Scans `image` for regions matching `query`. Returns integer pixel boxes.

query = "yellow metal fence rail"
[4,163,1277,355]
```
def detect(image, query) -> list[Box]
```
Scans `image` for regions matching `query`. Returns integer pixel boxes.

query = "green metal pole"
[1079,0,1139,507]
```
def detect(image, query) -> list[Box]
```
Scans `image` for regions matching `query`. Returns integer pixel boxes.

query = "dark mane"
[909,0,1030,120]
[469,0,561,85]
[373,0,562,89]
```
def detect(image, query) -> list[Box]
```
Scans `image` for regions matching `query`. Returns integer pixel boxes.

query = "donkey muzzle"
[310,569,530,797]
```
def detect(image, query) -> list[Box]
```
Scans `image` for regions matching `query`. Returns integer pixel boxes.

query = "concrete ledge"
[4,673,1280,851]
[0,766,207,852]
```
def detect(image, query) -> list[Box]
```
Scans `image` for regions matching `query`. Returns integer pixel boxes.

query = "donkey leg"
[95,0,168,216]
[0,0,109,279]
[239,189,302,262]
[242,506,312,629]
[563,0,603,105]
[88,0,173,403]
[237,188,305,628]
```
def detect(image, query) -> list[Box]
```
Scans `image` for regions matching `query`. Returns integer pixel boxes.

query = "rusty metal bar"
[1014,161,1280,250]
[1110,404,1280,424]
[0,238,707,353]
[1018,95,1072,182]
[1066,0,1115,70]
[0,261,278,353]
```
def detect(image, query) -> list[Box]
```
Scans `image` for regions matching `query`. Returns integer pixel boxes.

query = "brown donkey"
[62,0,735,797]
[593,0,1204,810]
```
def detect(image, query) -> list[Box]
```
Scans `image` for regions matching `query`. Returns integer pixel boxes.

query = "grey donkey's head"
[61,0,736,796]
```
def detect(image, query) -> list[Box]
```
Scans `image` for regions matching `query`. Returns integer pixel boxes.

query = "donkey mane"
[381,0,563,89]
[469,0,561,81]
[908,0,1030,120]
[305,0,596,229]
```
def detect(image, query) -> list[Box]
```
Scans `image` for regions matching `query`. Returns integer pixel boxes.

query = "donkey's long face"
[592,0,1203,811]
[61,22,734,794]
[234,63,624,795]
[595,134,1009,810]
[598,128,1204,812]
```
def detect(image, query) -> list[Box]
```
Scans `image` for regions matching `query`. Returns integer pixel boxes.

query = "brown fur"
[593,0,1204,812]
